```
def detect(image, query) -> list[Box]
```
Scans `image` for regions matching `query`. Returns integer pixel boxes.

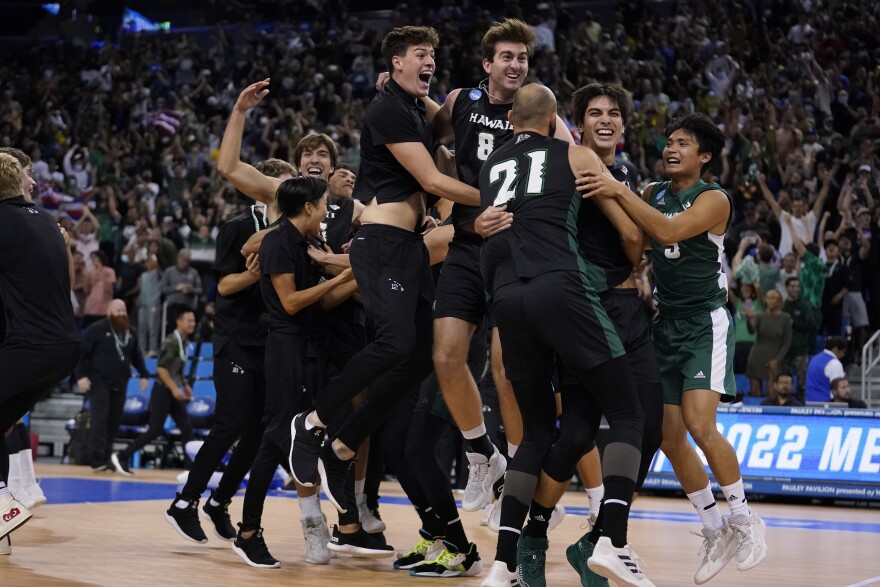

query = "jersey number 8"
[477,132,494,161]
[488,150,548,207]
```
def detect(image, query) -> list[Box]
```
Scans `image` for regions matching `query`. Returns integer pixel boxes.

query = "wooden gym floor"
[2,465,879,586]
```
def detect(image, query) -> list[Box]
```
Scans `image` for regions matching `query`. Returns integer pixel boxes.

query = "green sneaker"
[393,528,444,570]
[409,541,483,577]
[516,533,549,587]
[565,534,609,587]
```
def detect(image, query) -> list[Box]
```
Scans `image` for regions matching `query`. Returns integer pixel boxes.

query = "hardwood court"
[2,465,879,586]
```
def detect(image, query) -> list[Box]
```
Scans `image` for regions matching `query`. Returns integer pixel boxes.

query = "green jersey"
[649,179,731,318]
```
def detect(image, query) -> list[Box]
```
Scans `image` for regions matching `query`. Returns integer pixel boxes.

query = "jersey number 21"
[488,150,548,207]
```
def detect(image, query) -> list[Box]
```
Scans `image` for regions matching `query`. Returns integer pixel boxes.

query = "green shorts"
[653,307,736,405]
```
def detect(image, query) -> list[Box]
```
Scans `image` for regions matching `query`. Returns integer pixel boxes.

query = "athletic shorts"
[493,271,624,383]
[558,289,660,388]
[653,307,737,405]
[433,233,487,325]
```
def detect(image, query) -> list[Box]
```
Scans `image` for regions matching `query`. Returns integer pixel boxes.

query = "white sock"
[461,423,487,440]
[0,482,9,497]
[299,493,322,519]
[507,442,519,459]
[209,497,221,507]
[686,483,724,532]
[175,499,189,509]
[585,484,604,516]
[304,411,318,430]
[720,479,750,518]
[355,478,366,497]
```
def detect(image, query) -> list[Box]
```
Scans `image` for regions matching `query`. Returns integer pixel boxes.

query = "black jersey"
[450,85,514,229]
[324,197,355,254]
[259,219,325,334]
[213,207,268,350]
[353,78,437,208]
[479,133,584,294]
[578,159,640,292]
[0,196,79,346]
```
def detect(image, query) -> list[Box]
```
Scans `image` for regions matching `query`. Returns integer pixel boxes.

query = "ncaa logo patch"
[469,89,482,101]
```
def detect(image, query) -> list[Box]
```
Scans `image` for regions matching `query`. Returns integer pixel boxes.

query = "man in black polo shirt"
[290,26,481,513]
[0,153,81,541]
[76,299,151,472]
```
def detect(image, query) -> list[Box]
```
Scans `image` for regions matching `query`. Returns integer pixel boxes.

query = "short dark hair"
[757,244,774,263]
[665,113,725,175]
[293,133,338,173]
[331,163,357,177]
[825,336,847,352]
[381,26,439,72]
[91,250,109,266]
[175,307,195,321]
[824,238,838,249]
[830,377,848,391]
[481,19,536,62]
[785,276,800,287]
[276,176,327,218]
[571,83,634,126]
[774,372,793,383]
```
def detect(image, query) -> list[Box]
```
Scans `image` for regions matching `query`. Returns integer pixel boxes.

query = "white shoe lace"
[691,528,721,564]
[729,515,755,554]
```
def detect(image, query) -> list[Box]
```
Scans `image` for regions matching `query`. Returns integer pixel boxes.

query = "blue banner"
[644,406,880,500]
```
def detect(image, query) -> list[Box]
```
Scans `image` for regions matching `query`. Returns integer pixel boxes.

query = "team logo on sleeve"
[469,89,482,101]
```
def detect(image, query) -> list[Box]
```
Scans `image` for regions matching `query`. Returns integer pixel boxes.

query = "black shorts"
[493,271,625,383]
[433,233,487,325]
[559,289,660,387]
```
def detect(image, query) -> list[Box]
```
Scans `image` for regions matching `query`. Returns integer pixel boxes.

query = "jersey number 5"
[664,242,681,259]
[488,150,548,207]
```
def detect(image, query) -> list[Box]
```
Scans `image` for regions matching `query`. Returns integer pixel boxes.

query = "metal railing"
[860,329,880,406]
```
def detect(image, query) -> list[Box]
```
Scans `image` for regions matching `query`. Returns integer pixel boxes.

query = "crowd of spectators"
[0,0,878,400]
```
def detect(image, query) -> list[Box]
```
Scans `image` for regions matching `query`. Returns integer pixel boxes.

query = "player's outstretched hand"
[235,79,271,112]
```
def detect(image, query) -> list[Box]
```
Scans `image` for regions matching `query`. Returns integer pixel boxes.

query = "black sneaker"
[92,462,112,473]
[317,440,355,514]
[110,453,134,477]
[232,525,281,568]
[327,524,395,559]
[164,494,208,544]
[201,493,236,541]
[289,411,324,487]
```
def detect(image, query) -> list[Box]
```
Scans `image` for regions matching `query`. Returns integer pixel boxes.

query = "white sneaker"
[480,560,517,587]
[693,522,737,584]
[356,494,386,534]
[0,535,10,555]
[728,511,768,571]
[462,446,506,512]
[480,502,494,526]
[548,503,566,533]
[302,516,332,565]
[587,536,655,587]
[0,493,32,540]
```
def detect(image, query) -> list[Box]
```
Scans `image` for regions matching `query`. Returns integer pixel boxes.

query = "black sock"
[524,500,554,539]
[464,433,494,459]
[494,494,529,571]
[600,476,636,548]
[415,506,445,538]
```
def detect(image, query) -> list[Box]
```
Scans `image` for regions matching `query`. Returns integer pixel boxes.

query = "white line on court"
[845,576,880,587]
